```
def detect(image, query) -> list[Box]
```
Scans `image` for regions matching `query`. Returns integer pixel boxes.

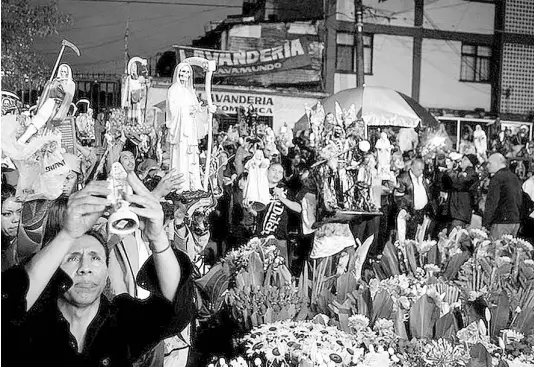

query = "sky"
[33,0,243,74]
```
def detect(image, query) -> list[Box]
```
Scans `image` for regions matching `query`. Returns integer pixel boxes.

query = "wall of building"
[331,0,495,112]
[500,0,534,115]
[333,34,413,95]
[420,39,491,111]
[146,81,325,132]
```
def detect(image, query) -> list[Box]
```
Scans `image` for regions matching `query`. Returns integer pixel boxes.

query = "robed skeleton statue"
[166,60,216,192]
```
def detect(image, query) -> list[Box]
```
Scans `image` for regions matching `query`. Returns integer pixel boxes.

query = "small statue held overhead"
[473,124,488,159]
[17,64,75,144]
[122,57,149,124]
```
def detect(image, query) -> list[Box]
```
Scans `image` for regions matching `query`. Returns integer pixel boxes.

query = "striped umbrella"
[295,86,439,131]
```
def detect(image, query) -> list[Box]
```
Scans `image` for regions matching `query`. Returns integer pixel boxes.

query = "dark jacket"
[2,249,195,367]
[448,167,479,223]
[394,171,437,216]
[482,168,523,228]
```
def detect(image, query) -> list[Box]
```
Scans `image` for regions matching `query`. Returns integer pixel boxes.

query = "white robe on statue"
[166,83,203,192]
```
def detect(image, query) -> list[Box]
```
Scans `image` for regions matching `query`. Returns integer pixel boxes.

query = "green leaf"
[371,290,394,325]
[404,241,418,275]
[409,295,439,339]
[427,244,440,265]
[490,291,510,338]
[336,273,357,302]
[467,343,492,367]
[443,251,471,280]
[434,311,459,340]
[394,308,408,340]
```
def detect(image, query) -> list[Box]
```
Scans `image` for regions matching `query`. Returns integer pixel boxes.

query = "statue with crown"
[307,101,380,224]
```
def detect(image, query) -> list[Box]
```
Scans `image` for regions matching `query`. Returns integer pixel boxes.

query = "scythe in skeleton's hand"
[181,57,217,191]
[50,40,81,83]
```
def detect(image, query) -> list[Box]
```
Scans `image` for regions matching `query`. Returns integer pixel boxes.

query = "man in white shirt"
[522,174,534,242]
[394,159,435,241]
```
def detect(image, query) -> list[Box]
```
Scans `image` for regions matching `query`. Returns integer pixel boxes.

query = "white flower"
[502,329,525,342]
[424,264,440,275]
[348,314,369,332]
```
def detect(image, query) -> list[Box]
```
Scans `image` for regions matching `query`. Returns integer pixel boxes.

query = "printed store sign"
[197,90,274,115]
[175,39,312,76]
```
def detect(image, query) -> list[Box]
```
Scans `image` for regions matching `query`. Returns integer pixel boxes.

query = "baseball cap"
[137,158,159,174]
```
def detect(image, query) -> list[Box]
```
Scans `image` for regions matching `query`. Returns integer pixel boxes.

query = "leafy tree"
[1,0,71,92]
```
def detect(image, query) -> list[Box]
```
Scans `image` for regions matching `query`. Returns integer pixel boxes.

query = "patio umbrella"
[295,86,439,131]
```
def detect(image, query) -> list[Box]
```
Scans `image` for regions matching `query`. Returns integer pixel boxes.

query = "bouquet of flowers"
[226,284,303,331]
[240,319,397,366]
[107,108,153,137]
[224,237,283,276]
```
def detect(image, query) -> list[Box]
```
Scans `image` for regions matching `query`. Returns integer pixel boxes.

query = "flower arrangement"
[241,320,396,366]
[223,237,283,276]
[226,284,303,330]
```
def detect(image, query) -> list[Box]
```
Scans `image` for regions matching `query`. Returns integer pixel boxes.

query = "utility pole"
[355,0,365,87]
[124,2,131,74]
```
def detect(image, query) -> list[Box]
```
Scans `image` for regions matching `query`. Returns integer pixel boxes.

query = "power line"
[69,0,242,8]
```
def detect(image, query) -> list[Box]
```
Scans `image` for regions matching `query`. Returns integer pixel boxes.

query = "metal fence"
[12,72,122,115]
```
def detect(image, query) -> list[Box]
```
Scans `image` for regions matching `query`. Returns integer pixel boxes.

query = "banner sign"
[175,39,312,76]
[197,90,274,115]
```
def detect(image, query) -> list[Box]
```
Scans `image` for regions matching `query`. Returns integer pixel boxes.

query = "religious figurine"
[17,64,75,144]
[473,124,488,159]
[309,102,325,148]
[397,127,419,153]
[375,131,393,180]
[356,153,379,212]
[122,57,148,124]
[166,62,210,192]
[108,162,139,235]
[243,150,271,211]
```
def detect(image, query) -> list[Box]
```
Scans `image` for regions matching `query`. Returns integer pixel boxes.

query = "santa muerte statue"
[166,57,217,193]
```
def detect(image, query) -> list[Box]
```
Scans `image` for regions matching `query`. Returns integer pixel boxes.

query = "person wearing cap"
[447,154,479,231]
[483,153,523,239]
[137,158,160,181]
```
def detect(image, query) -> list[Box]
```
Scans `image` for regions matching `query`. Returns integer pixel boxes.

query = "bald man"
[483,153,523,239]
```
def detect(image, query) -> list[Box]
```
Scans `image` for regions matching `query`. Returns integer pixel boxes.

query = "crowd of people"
[2,102,534,367]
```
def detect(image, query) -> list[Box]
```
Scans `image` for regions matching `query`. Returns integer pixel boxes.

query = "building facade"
[328,0,534,117]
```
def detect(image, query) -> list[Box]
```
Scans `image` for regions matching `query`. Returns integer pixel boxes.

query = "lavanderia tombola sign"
[175,39,312,76]
[197,90,274,115]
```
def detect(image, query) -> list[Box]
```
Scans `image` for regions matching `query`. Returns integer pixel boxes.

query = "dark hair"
[1,183,16,204]
[41,195,69,249]
[41,196,110,265]
[85,230,110,266]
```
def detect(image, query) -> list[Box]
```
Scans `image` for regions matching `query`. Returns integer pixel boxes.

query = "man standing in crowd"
[448,154,479,230]
[483,153,523,239]
[394,158,436,240]
[251,162,301,262]
[521,172,534,242]
[2,178,194,367]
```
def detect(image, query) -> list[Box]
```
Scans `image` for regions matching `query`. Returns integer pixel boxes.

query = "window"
[460,44,491,82]
[336,32,373,75]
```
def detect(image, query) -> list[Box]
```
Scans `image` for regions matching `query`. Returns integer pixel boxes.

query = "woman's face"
[62,171,78,195]
[2,197,22,238]
[178,67,191,82]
